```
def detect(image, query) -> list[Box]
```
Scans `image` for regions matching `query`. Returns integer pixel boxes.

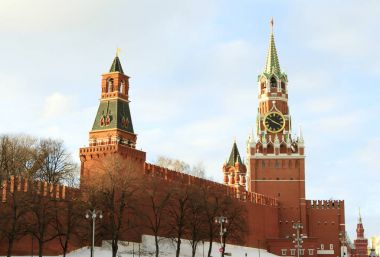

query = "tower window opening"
[120,80,125,94]
[270,77,277,88]
[107,78,114,92]
[281,81,286,90]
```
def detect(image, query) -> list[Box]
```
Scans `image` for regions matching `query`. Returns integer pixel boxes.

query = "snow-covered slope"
[66,235,280,257]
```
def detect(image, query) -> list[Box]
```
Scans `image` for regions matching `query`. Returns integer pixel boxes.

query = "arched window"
[107,78,114,92]
[281,81,286,90]
[120,80,125,94]
[270,77,277,88]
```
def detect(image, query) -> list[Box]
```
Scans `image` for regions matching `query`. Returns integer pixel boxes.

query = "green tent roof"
[227,141,243,167]
[109,56,124,74]
[264,25,281,76]
[91,99,134,133]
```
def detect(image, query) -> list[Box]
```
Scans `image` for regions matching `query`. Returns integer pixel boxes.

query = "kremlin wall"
[0,22,369,257]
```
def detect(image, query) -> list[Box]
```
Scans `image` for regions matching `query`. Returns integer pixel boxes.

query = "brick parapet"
[307,199,344,209]
[144,163,278,207]
[79,144,145,161]
[1,175,79,203]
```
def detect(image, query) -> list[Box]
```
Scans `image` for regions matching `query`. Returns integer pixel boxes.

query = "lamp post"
[292,222,304,257]
[215,216,228,257]
[85,209,103,257]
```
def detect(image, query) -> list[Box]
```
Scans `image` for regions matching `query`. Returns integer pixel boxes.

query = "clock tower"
[247,20,306,238]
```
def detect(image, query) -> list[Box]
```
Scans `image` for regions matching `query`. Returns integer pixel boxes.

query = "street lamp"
[85,209,103,257]
[292,222,304,257]
[215,216,228,257]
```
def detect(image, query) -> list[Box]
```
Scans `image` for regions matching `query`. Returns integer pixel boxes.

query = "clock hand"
[267,117,282,126]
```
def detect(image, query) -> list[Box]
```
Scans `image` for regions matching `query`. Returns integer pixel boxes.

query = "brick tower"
[79,53,146,184]
[223,141,247,198]
[246,19,306,238]
[353,211,368,257]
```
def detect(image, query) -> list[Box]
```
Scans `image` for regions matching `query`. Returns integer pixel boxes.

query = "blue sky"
[0,0,379,240]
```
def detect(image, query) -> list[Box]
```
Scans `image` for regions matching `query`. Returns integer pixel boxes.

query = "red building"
[352,212,368,257]
[1,21,350,256]
[222,20,346,257]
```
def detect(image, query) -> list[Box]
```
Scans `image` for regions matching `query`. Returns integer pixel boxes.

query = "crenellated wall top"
[306,199,344,209]
[144,163,278,207]
[1,175,79,203]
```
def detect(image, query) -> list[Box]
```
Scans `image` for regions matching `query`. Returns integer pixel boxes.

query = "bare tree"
[199,183,222,257]
[140,175,172,257]
[156,156,191,173]
[187,185,207,257]
[0,135,37,181]
[27,189,59,257]
[220,196,247,255]
[155,156,206,178]
[53,191,86,257]
[0,183,29,257]
[191,162,206,179]
[167,182,191,257]
[32,139,77,185]
[86,154,141,257]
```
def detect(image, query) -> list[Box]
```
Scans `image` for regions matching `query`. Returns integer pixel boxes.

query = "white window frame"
[299,249,305,256]
[291,249,296,256]
[308,249,314,255]
[281,249,287,256]
[320,244,324,250]
[330,244,334,250]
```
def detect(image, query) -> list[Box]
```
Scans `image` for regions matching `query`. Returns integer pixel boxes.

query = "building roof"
[109,56,124,74]
[264,19,281,76]
[91,99,134,134]
[227,141,244,167]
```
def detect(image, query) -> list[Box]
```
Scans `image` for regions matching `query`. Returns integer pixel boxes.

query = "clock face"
[264,112,285,133]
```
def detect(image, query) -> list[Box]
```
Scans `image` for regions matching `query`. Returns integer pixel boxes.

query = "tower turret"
[354,210,368,257]
[223,141,247,196]
[89,53,136,147]
[79,51,146,185]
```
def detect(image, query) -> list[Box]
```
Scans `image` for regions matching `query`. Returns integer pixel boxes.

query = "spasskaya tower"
[246,19,306,238]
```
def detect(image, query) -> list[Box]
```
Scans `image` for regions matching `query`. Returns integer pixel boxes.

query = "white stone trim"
[248,154,306,159]
[251,179,305,182]
[100,97,130,103]
[259,96,288,102]
[317,250,334,255]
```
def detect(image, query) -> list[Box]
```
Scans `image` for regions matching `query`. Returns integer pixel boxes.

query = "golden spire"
[116,47,121,57]
[270,18,274,33]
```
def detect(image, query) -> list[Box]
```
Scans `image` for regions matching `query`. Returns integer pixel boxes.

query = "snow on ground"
[65,235,280,257]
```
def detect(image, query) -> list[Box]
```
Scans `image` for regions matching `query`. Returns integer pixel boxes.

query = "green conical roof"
[264,19,281,76]
[109,56,124,74]
[227,141,243,167]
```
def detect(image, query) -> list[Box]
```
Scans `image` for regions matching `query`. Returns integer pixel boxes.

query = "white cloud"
[43,93,74,119]
[293,1,380,59]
